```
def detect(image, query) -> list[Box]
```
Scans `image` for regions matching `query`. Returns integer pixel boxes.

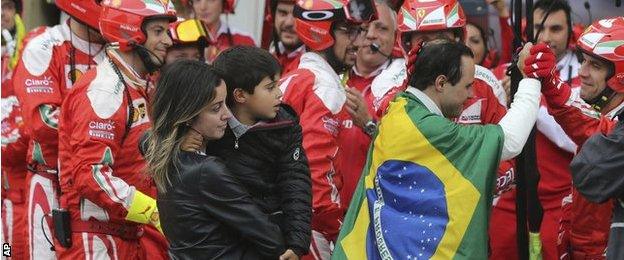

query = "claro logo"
[89,120,115,130]
[88,120,115,140]
[25,77,54,94]
[25,77,53,87]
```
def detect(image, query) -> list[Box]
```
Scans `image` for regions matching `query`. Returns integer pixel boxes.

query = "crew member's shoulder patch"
[86,64,124,119]
[22,25,65,76]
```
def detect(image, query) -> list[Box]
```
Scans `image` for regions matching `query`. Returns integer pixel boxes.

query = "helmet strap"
[132,43,163,74]
[587,86,615,112]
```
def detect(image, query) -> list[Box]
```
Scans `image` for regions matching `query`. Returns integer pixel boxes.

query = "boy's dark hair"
[213,46,282,107]
[409,41,473,91]
[534,0,573,42]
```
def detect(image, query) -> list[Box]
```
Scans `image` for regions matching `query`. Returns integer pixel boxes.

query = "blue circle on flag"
[366,160,449,259]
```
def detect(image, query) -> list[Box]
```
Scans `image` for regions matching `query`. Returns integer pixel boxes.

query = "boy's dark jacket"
[206,104,312,256]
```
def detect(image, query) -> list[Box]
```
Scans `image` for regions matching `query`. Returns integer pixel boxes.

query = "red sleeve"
[279,70,344,241]
[473,80,507,124]
[60,76,135,219]
[548,103,618,146]
[499,17,514,65]
[12,44,63,168]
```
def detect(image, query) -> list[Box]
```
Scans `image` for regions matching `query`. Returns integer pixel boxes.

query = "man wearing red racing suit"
[55,1,176,258]
[11,1,105,258]
[279,1,377,259]
[524,17,624,259]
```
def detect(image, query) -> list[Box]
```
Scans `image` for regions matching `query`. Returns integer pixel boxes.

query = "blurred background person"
[186,0,256,62]
[166,18,211,64]
[268,0,304,74]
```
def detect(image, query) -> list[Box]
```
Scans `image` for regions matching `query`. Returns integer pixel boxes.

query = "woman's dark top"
[157,151,285,259]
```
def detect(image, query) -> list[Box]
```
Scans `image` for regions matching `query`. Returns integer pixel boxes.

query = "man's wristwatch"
[364,119,378,137]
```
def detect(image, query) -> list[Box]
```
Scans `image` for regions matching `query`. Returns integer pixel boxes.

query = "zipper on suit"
[234,138,239,149]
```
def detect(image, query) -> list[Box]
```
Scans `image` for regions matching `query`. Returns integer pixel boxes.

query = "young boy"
[208,46,311,259]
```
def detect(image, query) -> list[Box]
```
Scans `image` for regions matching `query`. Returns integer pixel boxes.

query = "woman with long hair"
[144,60,286,259]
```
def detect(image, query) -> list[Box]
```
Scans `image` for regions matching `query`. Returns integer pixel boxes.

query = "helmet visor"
[171,19,210,44]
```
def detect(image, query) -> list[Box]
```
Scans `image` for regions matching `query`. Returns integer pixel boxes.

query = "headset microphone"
[370,43,391,58]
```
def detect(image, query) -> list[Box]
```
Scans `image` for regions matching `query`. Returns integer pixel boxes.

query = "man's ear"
[434,75,447,93]
[232,88,247,104]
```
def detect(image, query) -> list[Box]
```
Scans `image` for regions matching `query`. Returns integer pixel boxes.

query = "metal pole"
[511,0,528,258]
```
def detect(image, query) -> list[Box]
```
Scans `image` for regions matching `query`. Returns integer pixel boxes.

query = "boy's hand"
[180,129,203,152]
[279,249,299,260]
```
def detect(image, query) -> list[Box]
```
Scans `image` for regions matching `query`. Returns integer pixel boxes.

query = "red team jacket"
[57,49,154,226]
[279,52,346,242]
[12,20,105,173]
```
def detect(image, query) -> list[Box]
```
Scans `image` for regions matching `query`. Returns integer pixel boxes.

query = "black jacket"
[570,111,624,260]
[206,104,312,256]
[158,151,286,259]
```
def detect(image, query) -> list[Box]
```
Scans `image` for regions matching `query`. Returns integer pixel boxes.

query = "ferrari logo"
[111,0,121,8]
[68,68,83,83]
[417,8,426,19]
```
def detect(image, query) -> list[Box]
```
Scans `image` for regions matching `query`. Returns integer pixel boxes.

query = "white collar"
[352,59,390,78]
[405,87,443,116]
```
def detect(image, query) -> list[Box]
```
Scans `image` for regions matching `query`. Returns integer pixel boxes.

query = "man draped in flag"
[333,40,545,259]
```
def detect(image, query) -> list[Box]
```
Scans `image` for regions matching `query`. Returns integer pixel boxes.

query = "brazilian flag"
[333,89,504,259]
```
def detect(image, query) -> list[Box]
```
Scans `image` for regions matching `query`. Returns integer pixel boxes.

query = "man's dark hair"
[213,46,282,107]
[534,0,572,41]
[409,41,474,91]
